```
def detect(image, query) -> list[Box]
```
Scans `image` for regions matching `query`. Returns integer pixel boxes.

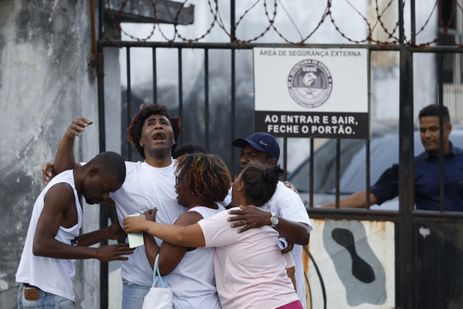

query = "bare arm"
[76,199,125,246]
[33,184,132,261]
[321,191,378,209]
[286,266,296,291]
[76,219,125,247]
[143,233,158,269]
[228,206,310,245]
[140,209,159,269]
[124,215,205,248]
[272,218,310,245]
[54,118,92,174]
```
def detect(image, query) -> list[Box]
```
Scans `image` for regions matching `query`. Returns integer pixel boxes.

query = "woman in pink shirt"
[125,163,302,309]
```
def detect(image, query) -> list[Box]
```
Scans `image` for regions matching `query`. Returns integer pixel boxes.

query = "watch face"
[271,216,279,227]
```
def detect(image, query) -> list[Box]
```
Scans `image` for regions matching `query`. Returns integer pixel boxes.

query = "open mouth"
[152,132,167,143]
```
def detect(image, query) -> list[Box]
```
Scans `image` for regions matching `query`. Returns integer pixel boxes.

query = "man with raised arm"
[50,104,183,309]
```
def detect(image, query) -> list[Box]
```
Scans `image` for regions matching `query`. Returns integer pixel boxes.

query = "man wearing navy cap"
[232,132,281,170]
[229,132,313,308]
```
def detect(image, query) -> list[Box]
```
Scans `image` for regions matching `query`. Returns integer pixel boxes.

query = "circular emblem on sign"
[287,59,333,108]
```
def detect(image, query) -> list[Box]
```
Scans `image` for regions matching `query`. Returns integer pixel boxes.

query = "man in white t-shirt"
[51,104,183,309]
[229,132,313,308]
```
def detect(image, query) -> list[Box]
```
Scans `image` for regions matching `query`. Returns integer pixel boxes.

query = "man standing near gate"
[228,132,313,307]
[323,104,463,211]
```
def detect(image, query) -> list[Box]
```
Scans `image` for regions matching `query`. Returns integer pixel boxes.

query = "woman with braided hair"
[126,161,302,309]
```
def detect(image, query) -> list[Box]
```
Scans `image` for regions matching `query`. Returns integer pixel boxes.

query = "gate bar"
[178,48,184,143]
[397,0,415,306]
[96,0,108,308]
[205,49,210,150]
[125,47,133,161]
[152,47,157,103]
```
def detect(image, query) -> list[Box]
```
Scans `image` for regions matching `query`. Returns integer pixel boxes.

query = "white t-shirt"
[110,161,184,287]
[198,209,299,309]
[165,206,222,309]
[16,170,83,301]
[263,181,313,308]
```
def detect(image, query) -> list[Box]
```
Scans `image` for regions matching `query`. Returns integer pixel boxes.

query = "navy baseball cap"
[232,132,280,161]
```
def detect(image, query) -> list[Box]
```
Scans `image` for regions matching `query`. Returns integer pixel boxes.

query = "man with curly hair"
[50,104,184,309]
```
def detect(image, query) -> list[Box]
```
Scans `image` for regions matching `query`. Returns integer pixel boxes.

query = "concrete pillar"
[0,0,100,307]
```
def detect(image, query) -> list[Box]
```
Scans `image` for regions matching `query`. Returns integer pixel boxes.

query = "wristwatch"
[270,212,279,228]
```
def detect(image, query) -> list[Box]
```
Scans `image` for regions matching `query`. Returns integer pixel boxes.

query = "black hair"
[88,151,126,185]
[172,144,207,159]
[419,104,450,123]
[127,103,182,158]
[240,163,284,206]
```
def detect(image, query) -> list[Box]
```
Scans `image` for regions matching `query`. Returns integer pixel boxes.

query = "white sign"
[253,48,369,138]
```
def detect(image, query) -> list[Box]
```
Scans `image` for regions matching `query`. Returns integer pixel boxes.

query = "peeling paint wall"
[0,0,102,308]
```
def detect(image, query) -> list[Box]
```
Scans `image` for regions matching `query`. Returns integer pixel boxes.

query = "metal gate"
[96,1,463,308]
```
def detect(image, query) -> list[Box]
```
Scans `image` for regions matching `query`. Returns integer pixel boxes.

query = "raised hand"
[66,117,93,138]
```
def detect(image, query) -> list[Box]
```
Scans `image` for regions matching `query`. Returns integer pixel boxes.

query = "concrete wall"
[0,1,104,307]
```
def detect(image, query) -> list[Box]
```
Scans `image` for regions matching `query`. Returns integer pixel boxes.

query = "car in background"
[288,127,463,210]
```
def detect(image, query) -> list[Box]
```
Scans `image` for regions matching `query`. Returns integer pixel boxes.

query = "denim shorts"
[17,284,75,309]
[122,279,150,309]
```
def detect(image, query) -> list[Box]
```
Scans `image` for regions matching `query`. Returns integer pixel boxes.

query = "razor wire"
[106,0,463,47]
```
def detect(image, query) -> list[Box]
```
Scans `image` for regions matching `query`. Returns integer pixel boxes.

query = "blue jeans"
[17,284,75,309]
[122,279,150,309]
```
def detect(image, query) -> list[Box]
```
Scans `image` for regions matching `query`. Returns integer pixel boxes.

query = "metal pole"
[309,138,314,208]
[397,0,415,307]
[178,48,184,144]
[126,47,132,161]
[335,139,340,208]
[152,48,157,103]
[96,1,108,308]
[283,138,288,178]
[205,49,210,150]
[365,49,371,208]
[230,0,237,174]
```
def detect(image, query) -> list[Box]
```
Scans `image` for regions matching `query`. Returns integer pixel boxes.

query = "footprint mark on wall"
[331,228,375,283]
